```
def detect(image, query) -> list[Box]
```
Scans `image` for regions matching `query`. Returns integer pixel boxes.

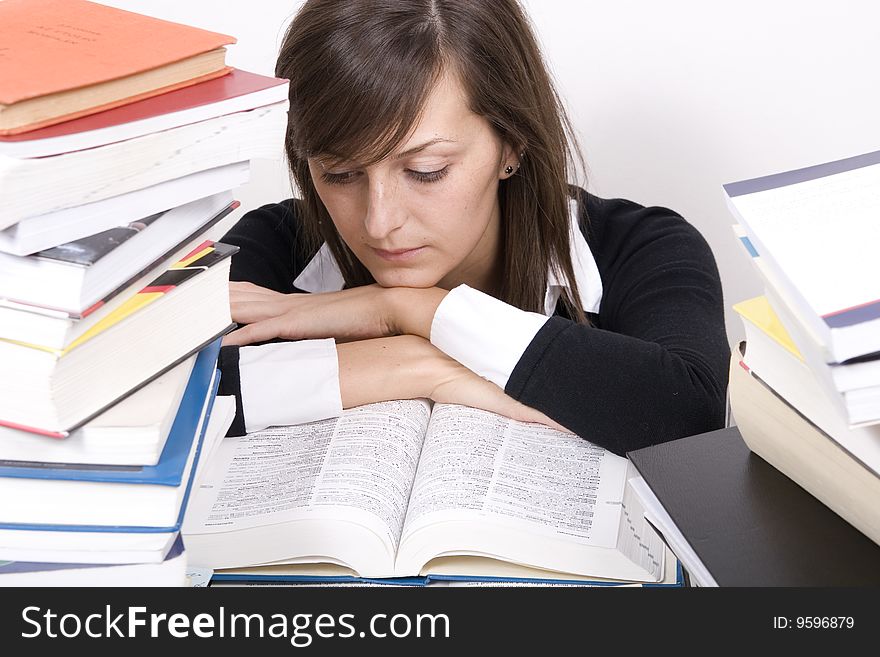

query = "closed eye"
[320,170,361,186]
[319,165,450,186]
[407,166,449,184]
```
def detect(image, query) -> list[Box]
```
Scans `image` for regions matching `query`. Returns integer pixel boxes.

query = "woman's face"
[308,72,516,292]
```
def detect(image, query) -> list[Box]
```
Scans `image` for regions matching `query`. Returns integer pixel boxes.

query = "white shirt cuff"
[430,284,550,389]
[239,338,342,432]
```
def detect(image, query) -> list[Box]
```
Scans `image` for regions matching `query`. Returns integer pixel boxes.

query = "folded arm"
[218,197,730,451]
[219,334,565,436]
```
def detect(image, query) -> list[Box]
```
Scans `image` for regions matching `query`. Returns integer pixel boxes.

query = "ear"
[500,140,524,179]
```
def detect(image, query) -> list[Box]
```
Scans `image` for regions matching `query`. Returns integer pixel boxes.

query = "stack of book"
[723,149,880,547]
[0,0,287,586]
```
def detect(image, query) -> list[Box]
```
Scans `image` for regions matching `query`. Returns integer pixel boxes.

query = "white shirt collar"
[292,242,346,294]
[293,197,602,316]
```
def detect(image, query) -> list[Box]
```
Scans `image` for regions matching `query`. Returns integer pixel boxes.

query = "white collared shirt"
[239,199,602,432]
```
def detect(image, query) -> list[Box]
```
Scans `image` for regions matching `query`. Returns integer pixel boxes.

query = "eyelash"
[320,166,450,186]
[409,166,449,184]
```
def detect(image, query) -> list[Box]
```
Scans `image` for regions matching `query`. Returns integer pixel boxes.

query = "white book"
[0,101,287,230]
[0,534,188,587]
[0,529,179,569]
[729,344,880,547]
[0,244,234,436]
[0,356,196,466]
[0,209,241,350]
[183,401,668,584]
[724,151,880,363]
[760,277,880,426]
[0,192,234,314]
[0,69,289,160]
[735,299,880,475]
[732,224,880,422]
[0,161,249,256]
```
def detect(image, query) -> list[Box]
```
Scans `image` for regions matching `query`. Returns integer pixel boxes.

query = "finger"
[229,295,273,314]
[228,281,261,299]
[222,317,289,346]
[515,410,574,434]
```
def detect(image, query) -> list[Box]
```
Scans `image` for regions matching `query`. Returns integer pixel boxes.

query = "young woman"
[218,0,730,456]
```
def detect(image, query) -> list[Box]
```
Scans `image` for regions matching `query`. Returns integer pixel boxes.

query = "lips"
[371,246,426,262]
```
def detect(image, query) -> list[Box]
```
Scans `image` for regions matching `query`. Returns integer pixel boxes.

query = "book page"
[401,404,628,548]
[183,400,431,555]
[308,399,430,551]
[615,470,669,581]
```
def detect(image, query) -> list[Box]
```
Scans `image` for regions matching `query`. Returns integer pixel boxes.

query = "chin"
[370,269,441,289]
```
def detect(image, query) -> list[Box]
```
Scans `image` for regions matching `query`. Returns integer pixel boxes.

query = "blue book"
[0,339,221,562]
[209,560,684,587]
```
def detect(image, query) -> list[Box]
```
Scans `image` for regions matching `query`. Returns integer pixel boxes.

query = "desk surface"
[628,426,880,586]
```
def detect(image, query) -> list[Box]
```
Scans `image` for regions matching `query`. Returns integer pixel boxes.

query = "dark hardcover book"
[38,213,164,267]
[627,426,880,586]
[0,195,237,317]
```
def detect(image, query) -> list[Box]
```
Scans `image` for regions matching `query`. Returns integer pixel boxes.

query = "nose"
[363,175,405,240]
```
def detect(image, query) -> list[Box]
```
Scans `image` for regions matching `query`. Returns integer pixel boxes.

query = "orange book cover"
[1,68,232,135]
[0,0,236,105]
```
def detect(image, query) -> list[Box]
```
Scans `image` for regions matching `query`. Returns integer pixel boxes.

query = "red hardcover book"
[0,69,289,159]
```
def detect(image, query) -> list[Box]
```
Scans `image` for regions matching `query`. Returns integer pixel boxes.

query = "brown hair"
[276,0,587,322]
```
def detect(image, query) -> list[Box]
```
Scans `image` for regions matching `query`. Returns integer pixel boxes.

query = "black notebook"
[627,427,880,586]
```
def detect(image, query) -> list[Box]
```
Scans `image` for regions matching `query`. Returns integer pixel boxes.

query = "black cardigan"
[219,189,730,456]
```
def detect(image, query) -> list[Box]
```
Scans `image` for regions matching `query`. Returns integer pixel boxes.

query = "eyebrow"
[393,138,457,160]
[314,138,456,168]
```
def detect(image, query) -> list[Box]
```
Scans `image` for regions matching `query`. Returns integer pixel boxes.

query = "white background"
[98,0,880,346]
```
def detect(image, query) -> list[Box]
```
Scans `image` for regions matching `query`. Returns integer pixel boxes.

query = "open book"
[182,400,671,584]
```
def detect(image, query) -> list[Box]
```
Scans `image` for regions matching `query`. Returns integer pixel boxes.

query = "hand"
[337,335,572,434]
[429,357,573,433]
[225,281,397,346]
